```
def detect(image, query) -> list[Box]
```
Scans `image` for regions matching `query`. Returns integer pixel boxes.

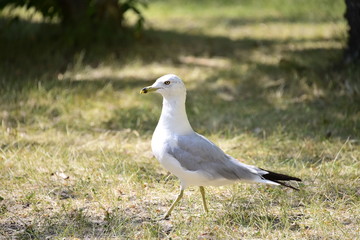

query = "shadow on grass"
[1,208,132,239]
[0,17,344,84]
[0,18,359,141]
[2,208,174,239]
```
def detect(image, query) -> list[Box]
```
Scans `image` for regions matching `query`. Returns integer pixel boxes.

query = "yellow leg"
[199,186,209,213]
[164,189,184,219]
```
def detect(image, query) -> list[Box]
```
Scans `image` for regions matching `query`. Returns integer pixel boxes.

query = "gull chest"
[151,131,180,170]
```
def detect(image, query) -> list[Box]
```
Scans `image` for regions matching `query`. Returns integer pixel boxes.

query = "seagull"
[140,74,301,218]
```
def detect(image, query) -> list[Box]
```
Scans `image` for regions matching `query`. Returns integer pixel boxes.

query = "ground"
[0,0,359,239]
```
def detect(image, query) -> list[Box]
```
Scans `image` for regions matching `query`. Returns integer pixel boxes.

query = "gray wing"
[166,132,261,181]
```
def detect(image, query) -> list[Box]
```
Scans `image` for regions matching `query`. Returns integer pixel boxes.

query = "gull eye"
[164,81,171,85]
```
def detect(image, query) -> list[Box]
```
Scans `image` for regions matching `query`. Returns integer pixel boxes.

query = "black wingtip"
[261,168,302,190]
[261,169,302,182]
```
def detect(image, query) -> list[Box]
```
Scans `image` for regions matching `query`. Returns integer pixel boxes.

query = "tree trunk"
[344,0,360,64]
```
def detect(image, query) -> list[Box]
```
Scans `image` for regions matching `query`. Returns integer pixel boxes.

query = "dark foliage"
[0,0,146,29]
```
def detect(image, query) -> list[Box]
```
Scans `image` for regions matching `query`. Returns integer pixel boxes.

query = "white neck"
[156,95,193,135]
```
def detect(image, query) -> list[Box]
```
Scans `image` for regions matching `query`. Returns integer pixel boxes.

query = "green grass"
[1,0,360,239]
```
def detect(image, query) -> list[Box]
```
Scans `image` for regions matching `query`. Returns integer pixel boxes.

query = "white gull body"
[141,74,301,218]
[147,74,280,189]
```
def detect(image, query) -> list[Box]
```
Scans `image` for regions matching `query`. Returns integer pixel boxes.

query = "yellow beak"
[140,86,159,94]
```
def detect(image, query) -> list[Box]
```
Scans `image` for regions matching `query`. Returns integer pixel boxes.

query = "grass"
[1,0,359,239]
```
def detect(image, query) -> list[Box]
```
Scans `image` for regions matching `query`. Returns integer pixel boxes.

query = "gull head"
[140,74,186,99]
